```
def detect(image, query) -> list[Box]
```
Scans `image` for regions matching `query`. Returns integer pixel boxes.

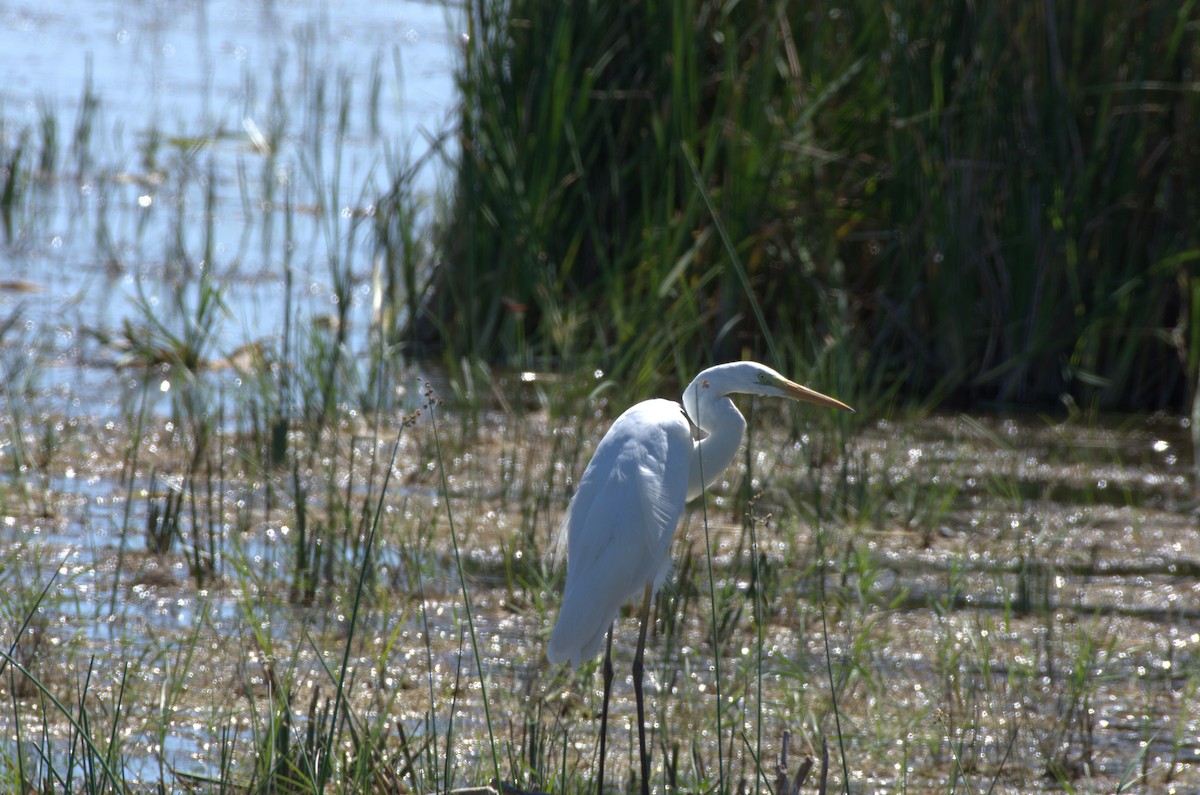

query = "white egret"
[547,361,852,795]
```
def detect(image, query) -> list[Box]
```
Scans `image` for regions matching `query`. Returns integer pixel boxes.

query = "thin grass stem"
[682,143,777,365]
[110,376,151,616]
[317,430,402,789]
[816,538,850,795]
[428,386,503,787]
[0,650,123,792]
[694,399,727,794]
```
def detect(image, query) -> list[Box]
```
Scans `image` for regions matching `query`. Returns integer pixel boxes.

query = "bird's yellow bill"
[780,378,854,413]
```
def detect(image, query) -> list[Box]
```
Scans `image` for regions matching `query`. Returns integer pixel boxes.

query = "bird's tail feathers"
[547,500,572,570]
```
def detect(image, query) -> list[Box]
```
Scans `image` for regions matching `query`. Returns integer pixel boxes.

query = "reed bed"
[418,0,1200,413]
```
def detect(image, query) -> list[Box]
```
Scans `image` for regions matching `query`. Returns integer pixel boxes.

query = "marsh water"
[3,2,1200,793]
[2,359,1199,792]
[1,0,457,354]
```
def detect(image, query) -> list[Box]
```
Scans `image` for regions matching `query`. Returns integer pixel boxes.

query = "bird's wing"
[548,399,692,666]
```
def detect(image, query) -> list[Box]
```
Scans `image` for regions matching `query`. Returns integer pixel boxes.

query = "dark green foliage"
[418,0,816,387]
[411,0,1200,411]
[809,1,1199,410]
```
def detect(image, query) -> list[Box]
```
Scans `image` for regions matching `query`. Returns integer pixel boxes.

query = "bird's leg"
[597,624,615,795]
[633,584,653,795]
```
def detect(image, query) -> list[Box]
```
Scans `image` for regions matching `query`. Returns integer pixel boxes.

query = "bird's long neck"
[684,391,746,501]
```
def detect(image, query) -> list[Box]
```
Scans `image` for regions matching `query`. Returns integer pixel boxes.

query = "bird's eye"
[758,374,768,383]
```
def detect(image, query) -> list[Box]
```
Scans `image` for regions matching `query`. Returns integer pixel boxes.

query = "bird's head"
[744,362,853,411]
[684,361,853,419]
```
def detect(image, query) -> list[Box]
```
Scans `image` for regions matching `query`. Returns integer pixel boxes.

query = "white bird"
[547,361,852,795]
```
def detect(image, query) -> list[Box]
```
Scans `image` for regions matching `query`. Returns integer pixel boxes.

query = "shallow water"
[1,0,458,361]
[1,385,1198,791]
[1,1,462,781]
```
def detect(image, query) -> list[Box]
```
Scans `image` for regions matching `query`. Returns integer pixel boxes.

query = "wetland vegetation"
[1,1,1199,793]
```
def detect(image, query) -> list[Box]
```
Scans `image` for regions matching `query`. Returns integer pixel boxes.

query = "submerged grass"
[0,386,1196,793]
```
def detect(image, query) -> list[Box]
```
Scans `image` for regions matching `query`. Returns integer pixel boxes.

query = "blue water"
[0,0,459,373]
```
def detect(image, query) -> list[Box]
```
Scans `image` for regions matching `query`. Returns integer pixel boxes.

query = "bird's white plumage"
[544,363,851,795]
[546,361,851,669]
[546,399,692,666]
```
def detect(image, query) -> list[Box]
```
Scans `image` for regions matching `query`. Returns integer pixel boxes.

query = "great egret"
[547,361,852,795]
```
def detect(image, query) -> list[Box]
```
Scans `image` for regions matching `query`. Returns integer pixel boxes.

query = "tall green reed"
[406,0,1200,414]
[417,0,828,393]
